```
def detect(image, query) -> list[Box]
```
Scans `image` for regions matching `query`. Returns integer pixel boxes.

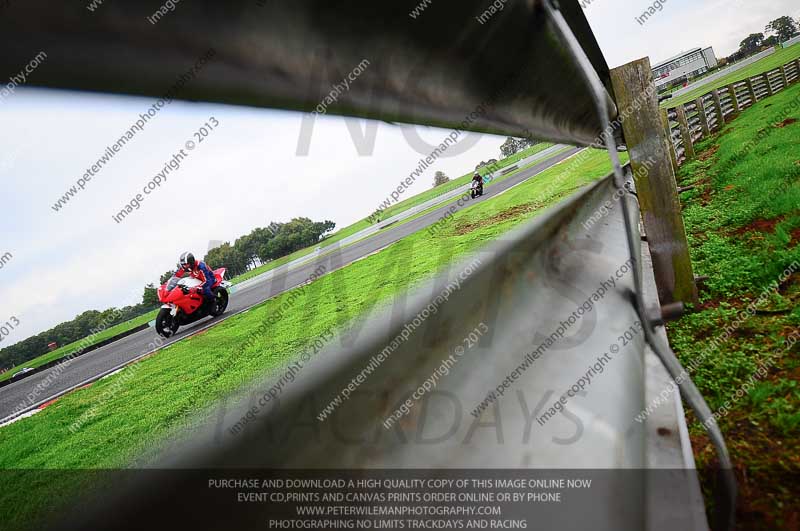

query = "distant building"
[652,47,717,92]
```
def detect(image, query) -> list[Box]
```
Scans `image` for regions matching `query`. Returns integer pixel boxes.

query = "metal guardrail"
[51,171,706,531]
[0,1,730,529]
[0,0,617,148]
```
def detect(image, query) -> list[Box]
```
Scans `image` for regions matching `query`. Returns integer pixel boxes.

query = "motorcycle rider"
[176,252,215,304]
[471,172,484,196]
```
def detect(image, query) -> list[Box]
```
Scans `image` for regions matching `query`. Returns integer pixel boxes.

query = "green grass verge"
[665,43,800,108]
[668,80,800,528]
[374,146,585,234]
[0,148,615,530]
[0,310,159,384]
[230,143,555,284]
[371,142,554,221]
[1,145,555,379]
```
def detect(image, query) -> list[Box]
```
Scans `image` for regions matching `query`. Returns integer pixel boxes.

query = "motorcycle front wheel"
[210,288,229,317]
[155,308,178,338]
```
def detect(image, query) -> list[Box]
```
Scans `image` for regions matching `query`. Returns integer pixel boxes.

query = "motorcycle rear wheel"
[155,308,178,338]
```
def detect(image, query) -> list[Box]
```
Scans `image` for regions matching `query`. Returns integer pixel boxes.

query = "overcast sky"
[1,0,798,349]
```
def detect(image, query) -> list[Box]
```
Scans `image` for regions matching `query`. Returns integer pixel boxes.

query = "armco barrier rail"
[1,1,729,529]
[664,55,800,166]
[52,172,707,531]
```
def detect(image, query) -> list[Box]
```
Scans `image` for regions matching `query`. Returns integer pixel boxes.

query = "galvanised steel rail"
[0,1,731,529]
[0,0,618,148]
[53,172,706,531]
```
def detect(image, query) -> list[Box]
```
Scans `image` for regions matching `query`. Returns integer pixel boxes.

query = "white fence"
[783,35,800,49]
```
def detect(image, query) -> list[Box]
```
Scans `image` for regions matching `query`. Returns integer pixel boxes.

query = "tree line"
[727,16,799,64]
[0,303,155,372]
[0,217,335,372]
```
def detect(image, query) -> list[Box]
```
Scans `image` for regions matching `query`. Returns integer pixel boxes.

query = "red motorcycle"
[155,268,231,338]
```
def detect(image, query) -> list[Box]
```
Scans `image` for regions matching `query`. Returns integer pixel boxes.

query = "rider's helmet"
[178,252,196,272]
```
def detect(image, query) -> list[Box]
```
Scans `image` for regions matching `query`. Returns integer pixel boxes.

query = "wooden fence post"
[764,73,774,97]
[660,108,679,170]
[745,78,757,105]
[727,84,740,115]
[779,65,789,90]
[610,58,698,306]
[675,105,695,160]
[695,97,711,137]
[711,89,725,124]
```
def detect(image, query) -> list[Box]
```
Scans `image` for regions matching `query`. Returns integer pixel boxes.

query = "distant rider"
[176,252,215,303]
[472,172,484,193]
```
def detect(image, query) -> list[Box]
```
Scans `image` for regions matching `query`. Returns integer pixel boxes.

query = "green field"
[229,142,556,285]
[664,43,800,108]
[0,148,614,530]
[668,81,800,527]
[371,142,554,221]
[375,145,584,235]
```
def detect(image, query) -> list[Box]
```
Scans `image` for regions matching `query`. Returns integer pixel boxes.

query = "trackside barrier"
[52,173,706,530]
[0,1,721,529]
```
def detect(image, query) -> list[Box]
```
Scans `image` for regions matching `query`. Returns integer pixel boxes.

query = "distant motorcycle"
[155,268,230,338]
[470,179,484,199]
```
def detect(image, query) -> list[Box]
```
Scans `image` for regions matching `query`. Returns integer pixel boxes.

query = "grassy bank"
[1,143,562,379]
[226,143,556,283]
[0,148,614,530]
[668,80,800,528]
[665,43,800,108]
[372,142,554,221]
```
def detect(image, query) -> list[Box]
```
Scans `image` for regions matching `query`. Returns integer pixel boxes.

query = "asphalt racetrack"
[0,146,582,422]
